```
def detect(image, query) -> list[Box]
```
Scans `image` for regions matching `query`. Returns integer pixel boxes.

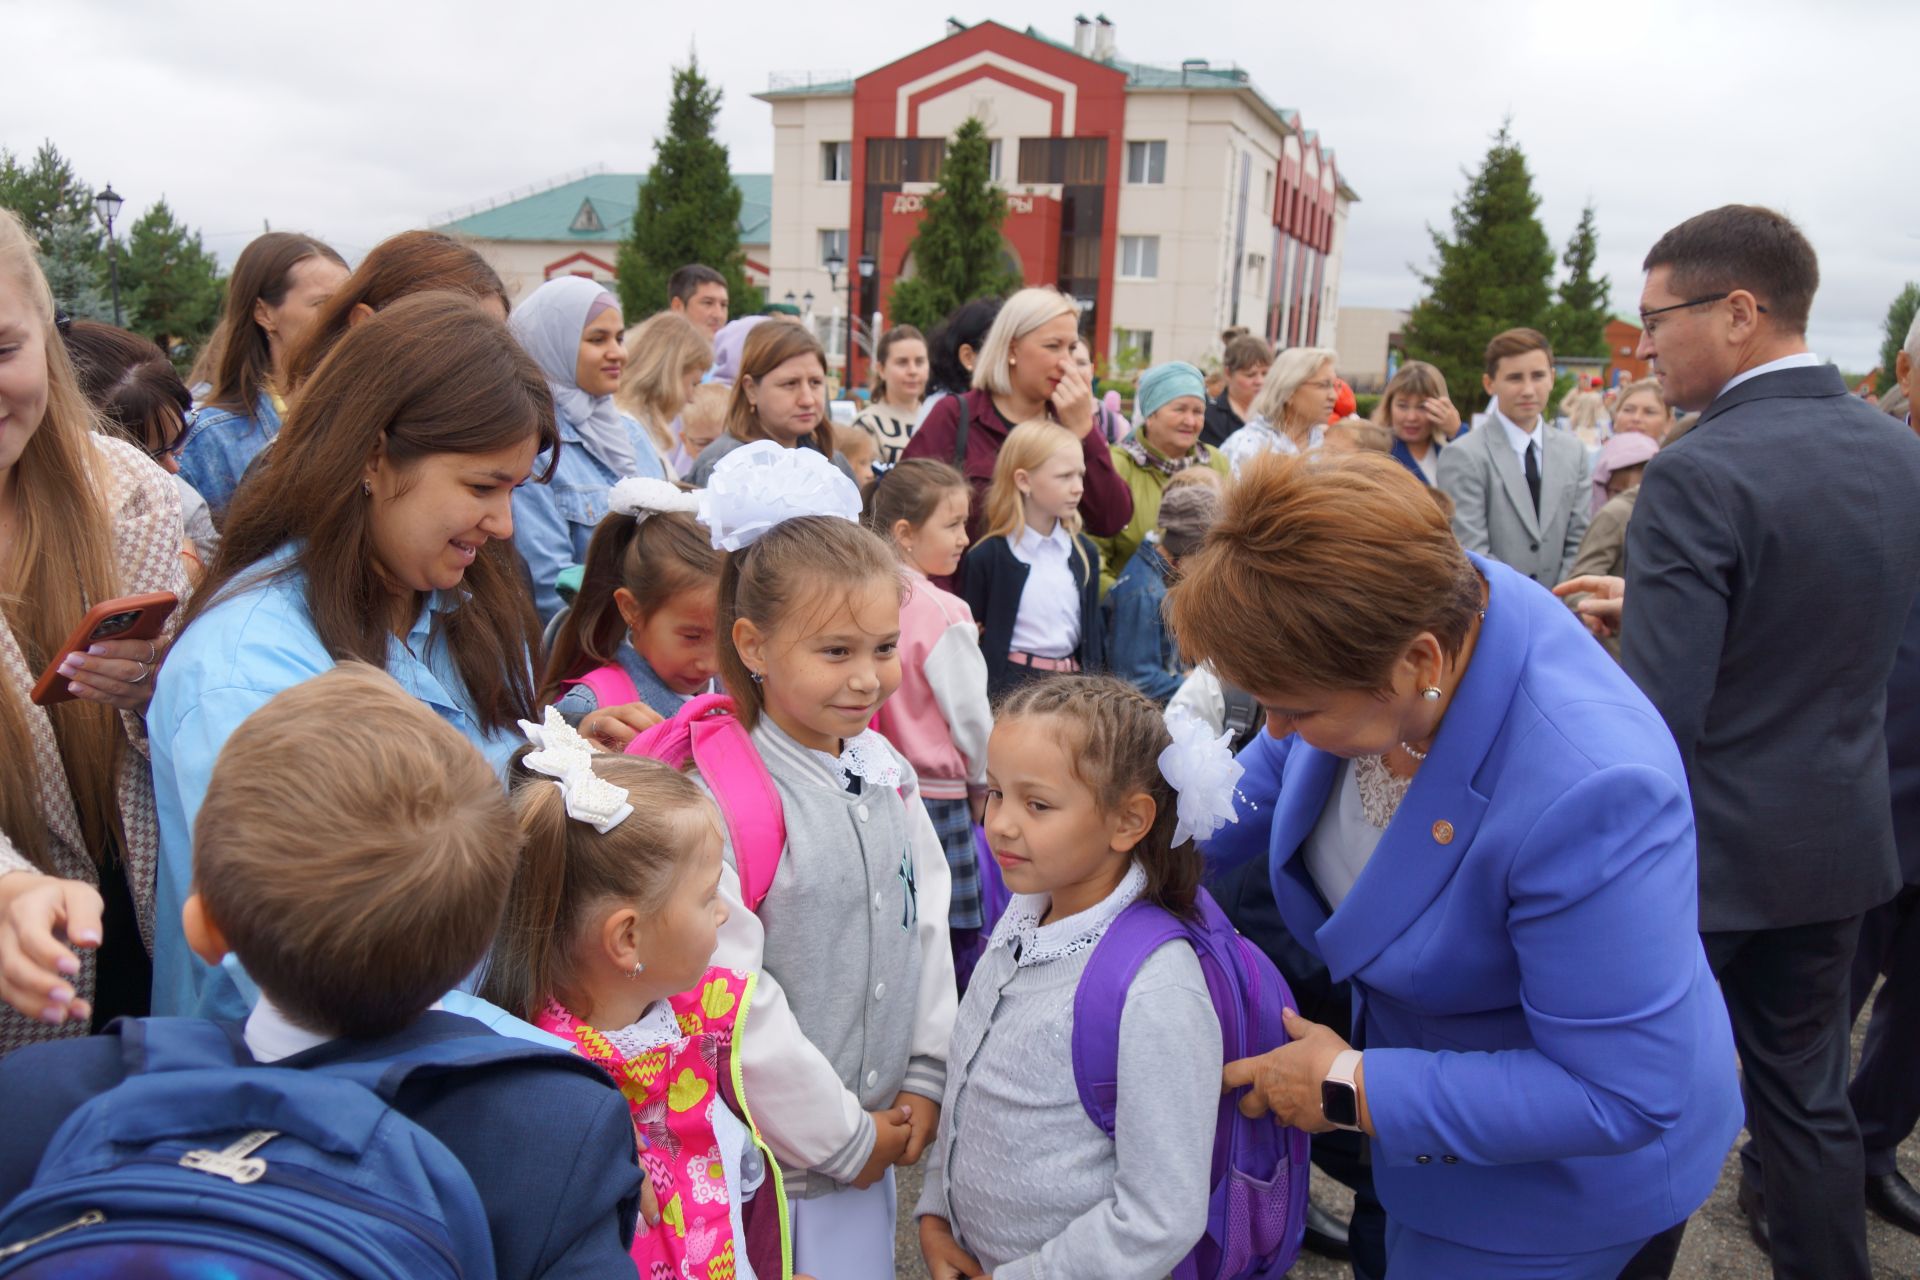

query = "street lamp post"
[94,184,125,326]
[853,253,875,389]
[823,249,845,390]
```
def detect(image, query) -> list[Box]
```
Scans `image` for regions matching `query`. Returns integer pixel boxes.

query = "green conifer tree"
[0,141,109,319]
[888,118,1021,333]
[616,56,763,320]
[1545,202,1611,357]
[1875,282,1920,396]
[1402,122,1556,408]
[120,198,224,372]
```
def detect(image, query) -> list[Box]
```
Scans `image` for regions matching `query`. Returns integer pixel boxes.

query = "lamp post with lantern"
[94,184,125,326]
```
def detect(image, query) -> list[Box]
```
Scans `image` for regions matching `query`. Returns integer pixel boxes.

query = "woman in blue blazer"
[1171,451,1741,1277]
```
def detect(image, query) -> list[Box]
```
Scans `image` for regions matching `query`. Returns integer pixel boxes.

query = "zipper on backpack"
[0,1209,105,1258]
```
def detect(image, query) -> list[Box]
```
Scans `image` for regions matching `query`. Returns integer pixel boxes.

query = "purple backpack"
[1072,888,1311,1279]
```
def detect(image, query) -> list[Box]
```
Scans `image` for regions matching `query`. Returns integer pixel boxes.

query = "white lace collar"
[600,1000,683,1060]
[990,863,1147,967]
[807,727,903,791]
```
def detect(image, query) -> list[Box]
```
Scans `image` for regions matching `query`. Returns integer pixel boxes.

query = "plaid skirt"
[925,795,983,931]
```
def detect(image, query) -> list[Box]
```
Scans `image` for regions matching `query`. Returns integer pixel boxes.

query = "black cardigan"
[959,531,1105,696]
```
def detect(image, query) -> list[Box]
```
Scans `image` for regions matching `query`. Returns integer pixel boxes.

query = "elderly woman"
[1091,360,1231,593]
[1173,451,1741,1277]
[1219,346,1339,476]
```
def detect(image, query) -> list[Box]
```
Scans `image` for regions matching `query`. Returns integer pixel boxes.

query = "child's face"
[983,715,1143,920]
[1016,444,1085,531]
[621,584,720,695]
[680,410,724,456]
[841,436,876,488]
[738,574,902,754]
[1481,349,1553,426]
[903,489,972,579]
[634,812,729,1002]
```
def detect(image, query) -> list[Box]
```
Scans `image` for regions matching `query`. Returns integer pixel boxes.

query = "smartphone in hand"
[29,591,179,707]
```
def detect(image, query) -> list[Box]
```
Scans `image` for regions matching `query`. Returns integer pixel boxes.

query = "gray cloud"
[9,0,1913,366]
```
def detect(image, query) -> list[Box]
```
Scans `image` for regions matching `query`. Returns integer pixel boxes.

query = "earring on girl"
[362,479,372,497]
[626,962,645,979]
[750,671,765,684]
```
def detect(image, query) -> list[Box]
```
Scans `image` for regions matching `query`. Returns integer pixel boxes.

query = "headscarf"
[711,316,769,386]
[509,277,634,476]
[1136,361,1207,421]
[1591,430,1660,515]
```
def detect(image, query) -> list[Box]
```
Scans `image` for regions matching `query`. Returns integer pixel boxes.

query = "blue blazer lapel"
[1309,554,1525,982]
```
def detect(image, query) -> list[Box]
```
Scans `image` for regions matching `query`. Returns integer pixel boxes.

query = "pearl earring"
[1420,686,1441,701]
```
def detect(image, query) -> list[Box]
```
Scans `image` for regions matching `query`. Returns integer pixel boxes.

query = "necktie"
[1525,440,1541,516]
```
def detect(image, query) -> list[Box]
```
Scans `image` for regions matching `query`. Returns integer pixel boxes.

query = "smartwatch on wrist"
[1320,1049,1364,1131]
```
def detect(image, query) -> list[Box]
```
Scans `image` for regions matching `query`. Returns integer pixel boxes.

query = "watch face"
[1321,1079,1360,1128]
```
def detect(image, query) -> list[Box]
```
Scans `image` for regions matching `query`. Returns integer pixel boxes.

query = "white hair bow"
[608,476,701,521]
[696,439,862,552]
[1158,703,1245,847]
[517,707,634,834]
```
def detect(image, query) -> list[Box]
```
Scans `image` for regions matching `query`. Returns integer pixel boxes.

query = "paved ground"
[888,985,1920,1277]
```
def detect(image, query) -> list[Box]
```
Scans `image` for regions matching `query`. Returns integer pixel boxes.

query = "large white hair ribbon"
[1157,703,1246,847]
[695,440,863,552]
[516,706,634,834]
[608,476,702,521]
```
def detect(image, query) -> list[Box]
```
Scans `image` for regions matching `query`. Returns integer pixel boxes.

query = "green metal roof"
[437,172,772,244]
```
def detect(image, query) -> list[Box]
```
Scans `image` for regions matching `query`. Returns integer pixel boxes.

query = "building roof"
[436,171,772,245]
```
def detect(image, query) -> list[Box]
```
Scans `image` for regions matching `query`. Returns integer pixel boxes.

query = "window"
[1246,252,1267,290]
[1125,140,1167,185]
[1262,168,1274,208]
[1112,328,1153,368]
[811,313,845,359]
[818,229,849,269]
[1017,138,1108,185]
[988,139,1003,181]
[1118,235,1160,279]
[568,198,604,233]
[821,141,851,182]
[865,138,945,185]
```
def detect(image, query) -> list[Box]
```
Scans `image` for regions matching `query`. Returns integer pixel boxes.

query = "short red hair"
[1167,451,1482,694]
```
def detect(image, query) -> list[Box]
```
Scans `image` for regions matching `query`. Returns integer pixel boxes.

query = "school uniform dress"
[0,1004,644,1280]
[174,391,281,520]
[147,542,526,1022]
[1203,555,1743,1277]
[703,719,956,1280]
[915,864,1221,1279]
[959,524,1104,699]
[874,568,992,933]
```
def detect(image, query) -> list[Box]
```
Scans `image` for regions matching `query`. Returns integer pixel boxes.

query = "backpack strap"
[1070,899,1193,1138]
[1219,680,1265,754]
[628,693,788,913]
[564,663,642,710]
[952,392,971,469]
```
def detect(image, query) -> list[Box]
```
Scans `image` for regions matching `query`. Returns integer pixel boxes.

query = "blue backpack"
[0,1016,616,1279]
[1071,888,1312,1279]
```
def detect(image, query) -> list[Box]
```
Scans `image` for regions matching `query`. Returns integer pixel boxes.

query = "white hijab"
[508,277,635,476]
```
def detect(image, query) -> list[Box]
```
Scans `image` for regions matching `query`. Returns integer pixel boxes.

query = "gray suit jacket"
[1438,414,1592,586]
[1623,363,1920,931]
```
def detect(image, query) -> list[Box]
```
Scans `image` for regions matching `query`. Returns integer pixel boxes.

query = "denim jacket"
[1104,537,1184,704]
[176,393,281,519]
[147,542,528,1021]
[513,413,665,622]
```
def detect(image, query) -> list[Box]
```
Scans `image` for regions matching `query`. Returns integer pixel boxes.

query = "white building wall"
[766,96,857,355]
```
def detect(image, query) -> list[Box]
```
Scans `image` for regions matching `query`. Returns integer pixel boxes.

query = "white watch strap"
[1326,1048,1363,1088]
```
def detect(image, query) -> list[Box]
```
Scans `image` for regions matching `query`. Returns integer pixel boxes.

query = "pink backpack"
[624,692,788,911]
[564,664,642,710]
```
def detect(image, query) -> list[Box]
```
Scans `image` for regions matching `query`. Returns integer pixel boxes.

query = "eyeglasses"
[1639,292,1767,333]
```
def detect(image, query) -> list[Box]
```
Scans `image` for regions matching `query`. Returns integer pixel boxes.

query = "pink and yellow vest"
[536,967,789,1280]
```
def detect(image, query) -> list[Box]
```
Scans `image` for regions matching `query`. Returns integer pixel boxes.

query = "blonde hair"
[1613,378,1671,429]
[1250,346,1338,431]
[1325,417,1392,453]
[0,208,127,872]
[680,381,730,437]
[972,287,1078,396]
[481,755,719,1021]
[1559,386,1604,444]
[983,420,1089,575]
[1371,360,1455,448]
[194,663,517,1039]
[616,311,714,458]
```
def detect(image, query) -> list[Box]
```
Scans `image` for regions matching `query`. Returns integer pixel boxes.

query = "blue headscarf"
[1136,361,1207,421]
[509,277,634,476]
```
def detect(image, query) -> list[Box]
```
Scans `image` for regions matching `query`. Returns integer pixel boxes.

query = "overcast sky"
[7,0,1915,369]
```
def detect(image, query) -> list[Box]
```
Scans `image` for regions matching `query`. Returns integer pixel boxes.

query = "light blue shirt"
[175,393,281,518]
[512,412,665,622]
[147,542,526,1020]
[1713,350,1822,401]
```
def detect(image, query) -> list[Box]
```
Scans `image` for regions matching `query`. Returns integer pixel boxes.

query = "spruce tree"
[120,198,223,372]
[1875,282,1920,395]
[0,142,108,317]
[1545,202,1611,356]
[889,118,1020,332]
[1402,122,1556,407]
[616,56,763,320]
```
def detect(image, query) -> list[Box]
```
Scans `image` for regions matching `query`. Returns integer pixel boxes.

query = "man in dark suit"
[1621,204,1920,1279]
